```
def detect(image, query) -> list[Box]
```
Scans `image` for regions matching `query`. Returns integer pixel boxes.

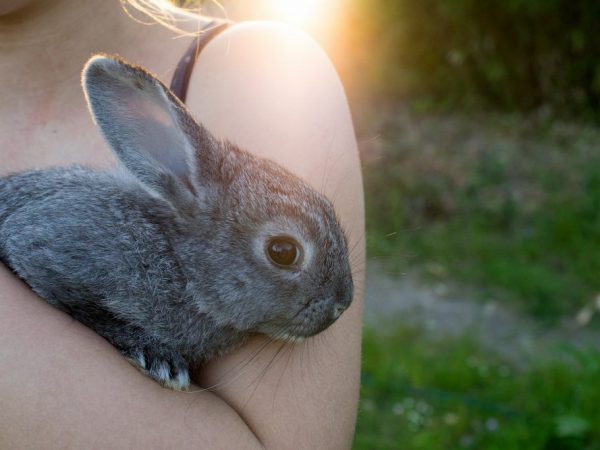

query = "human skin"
[0,1,365,449]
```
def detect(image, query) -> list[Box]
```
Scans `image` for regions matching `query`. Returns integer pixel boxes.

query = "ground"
[365,260,600,365]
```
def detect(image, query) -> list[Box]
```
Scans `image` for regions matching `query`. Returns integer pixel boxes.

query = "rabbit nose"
[330,280,353,320]
[332,303,346,320]
[335,281,354,307]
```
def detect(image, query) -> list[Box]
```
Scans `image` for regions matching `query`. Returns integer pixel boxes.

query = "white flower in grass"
[485,417,499,432]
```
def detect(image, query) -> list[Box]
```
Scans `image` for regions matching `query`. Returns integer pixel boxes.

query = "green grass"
[355,325,600,449]
[363,110,600,320]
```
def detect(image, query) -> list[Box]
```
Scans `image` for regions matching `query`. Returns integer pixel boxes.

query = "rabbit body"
[0,55,353,390]
[0,167,244,388]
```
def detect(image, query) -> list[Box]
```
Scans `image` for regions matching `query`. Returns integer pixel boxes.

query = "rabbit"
[0,55,354,390]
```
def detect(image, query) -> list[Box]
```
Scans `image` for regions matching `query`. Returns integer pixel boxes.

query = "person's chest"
[1,97,116,176]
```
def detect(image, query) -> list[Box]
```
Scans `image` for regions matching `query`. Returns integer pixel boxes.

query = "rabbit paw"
[125,348,191,391]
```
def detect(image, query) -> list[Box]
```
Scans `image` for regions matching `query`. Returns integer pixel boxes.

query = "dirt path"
[364,260,600,364]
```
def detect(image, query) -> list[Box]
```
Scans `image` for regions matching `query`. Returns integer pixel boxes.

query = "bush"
[344,0,600,117]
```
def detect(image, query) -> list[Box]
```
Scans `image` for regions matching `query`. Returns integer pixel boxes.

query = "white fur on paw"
[150,361,190,391]
[164,370,191,391]
[126,351,147,370]
[135,352,147,370]
[153,362,171,383]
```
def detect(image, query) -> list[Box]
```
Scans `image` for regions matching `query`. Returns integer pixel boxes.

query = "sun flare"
[264,0,323,30]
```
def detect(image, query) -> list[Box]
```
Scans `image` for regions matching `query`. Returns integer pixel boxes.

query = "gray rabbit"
[0,55,353,390]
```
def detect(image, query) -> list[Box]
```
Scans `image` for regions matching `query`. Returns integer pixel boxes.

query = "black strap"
[170,20,231,103]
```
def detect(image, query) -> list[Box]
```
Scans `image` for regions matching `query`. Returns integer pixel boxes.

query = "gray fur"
[0,55,353,390]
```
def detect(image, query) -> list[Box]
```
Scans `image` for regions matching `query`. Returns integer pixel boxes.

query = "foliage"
[355,325,600,449]
[343,0,600,117]
[363,110,600,320]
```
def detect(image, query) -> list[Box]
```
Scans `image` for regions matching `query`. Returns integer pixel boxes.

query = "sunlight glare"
[265,0,323,30]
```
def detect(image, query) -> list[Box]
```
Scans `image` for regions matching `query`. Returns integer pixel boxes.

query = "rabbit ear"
[82,55,217,200]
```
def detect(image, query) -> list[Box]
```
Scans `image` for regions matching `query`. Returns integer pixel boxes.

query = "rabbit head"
[83,55,354,341]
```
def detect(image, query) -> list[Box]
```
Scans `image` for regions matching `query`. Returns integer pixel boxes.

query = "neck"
[1,1,136,101]
[0,0,205,105]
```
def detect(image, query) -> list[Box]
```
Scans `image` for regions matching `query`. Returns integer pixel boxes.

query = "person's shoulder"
[201,21,339,92]
[215,20,330,61]
[183,20,346,133]
[171,11,329,61]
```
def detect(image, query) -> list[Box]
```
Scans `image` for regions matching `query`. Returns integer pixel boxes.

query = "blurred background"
[183,1,600,448]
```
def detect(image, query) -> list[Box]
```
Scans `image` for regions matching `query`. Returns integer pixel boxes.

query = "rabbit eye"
[266,237,302,268]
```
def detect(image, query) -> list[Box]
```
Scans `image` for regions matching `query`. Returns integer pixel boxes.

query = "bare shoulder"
[186,20,346,111]
[208,21,335,67]
[185,20,356,184]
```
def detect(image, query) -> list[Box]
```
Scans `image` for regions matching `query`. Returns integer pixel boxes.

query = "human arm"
[0,265,262,449]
